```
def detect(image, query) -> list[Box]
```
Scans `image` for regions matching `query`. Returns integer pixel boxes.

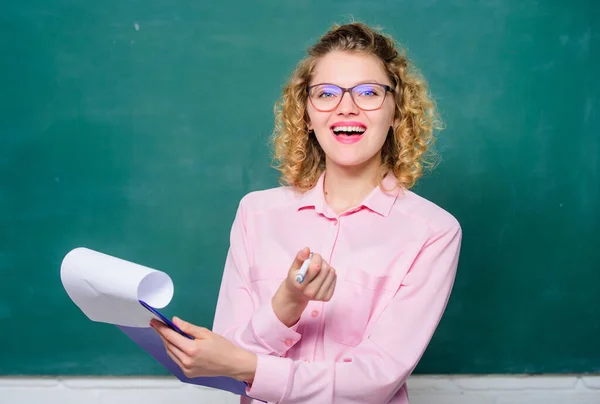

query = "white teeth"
[332,126,366,133]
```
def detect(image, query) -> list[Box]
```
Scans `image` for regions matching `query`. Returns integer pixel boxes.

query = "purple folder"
[59,247,263,401]
[117,325,261,400]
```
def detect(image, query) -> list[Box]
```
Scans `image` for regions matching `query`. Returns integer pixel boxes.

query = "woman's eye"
[358,89,377,97]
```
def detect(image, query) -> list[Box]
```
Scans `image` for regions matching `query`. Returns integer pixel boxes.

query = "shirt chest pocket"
[327,267,398,347]
[248,265,286,304]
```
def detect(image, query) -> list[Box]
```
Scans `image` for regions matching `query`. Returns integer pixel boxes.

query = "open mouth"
[330,124,366,144]
[331,125,367,137]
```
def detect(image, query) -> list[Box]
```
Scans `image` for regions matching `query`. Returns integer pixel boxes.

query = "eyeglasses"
[307,83,394,112]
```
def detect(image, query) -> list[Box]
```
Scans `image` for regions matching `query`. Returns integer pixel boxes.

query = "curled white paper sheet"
[60,247,174,327]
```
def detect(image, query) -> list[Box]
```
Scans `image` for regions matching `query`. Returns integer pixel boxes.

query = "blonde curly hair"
[270,22,443,192]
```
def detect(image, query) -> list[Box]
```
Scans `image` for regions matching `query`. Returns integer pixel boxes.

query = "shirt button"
[311,310,319,318]
[284,339,293,346]
[333,219,338,226]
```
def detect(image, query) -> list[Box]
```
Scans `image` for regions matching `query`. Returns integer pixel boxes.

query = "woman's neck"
[322,158,381,215]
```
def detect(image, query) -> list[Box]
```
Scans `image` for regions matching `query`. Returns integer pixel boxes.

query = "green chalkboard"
[1,0,598,375]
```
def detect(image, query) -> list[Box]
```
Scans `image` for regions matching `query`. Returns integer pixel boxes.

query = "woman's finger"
[301,253,322,286]
[166,344,186,370]
[155,328,187,367]
[323,274,337,301]
[315,266,336,300]
[152,319,195,352]
[304,261,330,299]
[288,247,311,275]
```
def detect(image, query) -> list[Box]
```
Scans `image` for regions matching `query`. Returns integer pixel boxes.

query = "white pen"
[295,252,313,284]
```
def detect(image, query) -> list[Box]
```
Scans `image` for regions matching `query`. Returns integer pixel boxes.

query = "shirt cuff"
[250,302,301,355]
[246,354,292,403]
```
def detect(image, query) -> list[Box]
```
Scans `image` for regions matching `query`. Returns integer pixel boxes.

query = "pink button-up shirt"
[212,172,462,403]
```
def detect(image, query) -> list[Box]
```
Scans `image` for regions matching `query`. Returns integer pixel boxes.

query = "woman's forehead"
[311,51,389,86]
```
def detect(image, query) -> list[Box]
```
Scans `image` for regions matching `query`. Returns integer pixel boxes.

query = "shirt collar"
[295,171,328,215]
[295,170,400,217]
[361,172,401,217]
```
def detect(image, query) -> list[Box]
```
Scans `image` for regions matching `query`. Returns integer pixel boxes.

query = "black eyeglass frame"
[306,82,395,112]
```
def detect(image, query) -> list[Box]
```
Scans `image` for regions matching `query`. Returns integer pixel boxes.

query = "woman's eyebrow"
[355,79,384,84]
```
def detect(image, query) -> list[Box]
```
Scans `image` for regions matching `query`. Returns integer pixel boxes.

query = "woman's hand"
[272,247,337,327]
[150,317,257,383]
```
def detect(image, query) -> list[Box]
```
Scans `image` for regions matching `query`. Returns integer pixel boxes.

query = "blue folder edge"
[117,324,264,401]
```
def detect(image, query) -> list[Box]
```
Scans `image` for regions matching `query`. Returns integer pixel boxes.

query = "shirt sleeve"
[212,197,301,357]
[245,224,462,403]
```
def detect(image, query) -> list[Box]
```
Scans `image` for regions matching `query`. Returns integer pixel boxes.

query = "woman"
[151,22,462,403]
